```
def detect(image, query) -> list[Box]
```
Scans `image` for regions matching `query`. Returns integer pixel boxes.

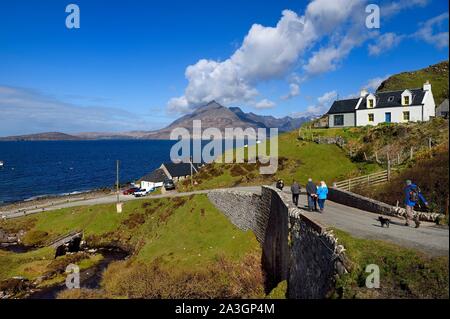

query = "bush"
[100,253,264,299]
[22,230,49,246]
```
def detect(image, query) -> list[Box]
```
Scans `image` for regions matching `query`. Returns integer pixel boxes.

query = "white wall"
[356,105,423,126]
[422,90,436,120]
[328,113,355,127]
[140,181,163,190]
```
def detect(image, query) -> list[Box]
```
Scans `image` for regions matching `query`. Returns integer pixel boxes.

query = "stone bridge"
[208,185,449,298]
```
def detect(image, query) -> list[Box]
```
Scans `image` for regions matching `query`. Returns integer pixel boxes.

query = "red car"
[123,187,140,195]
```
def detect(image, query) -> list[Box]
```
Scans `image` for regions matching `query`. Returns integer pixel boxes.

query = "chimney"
[360,89,368,97]
[423,80,431,91]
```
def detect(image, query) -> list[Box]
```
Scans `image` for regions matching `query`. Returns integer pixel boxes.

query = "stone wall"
[208,187,289,293]
[328,187,441,222]
[208,186,348,298]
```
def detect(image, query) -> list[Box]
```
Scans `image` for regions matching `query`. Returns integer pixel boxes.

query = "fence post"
[364,152,368,161]
[397,153,400,165]
[429,137,433,157]
[348,179,351,192]
[410,147,413,161]
[387,160,391,181]
[375,151,379,163]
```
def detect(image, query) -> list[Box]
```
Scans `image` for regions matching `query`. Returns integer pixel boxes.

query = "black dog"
[378,216,390,228]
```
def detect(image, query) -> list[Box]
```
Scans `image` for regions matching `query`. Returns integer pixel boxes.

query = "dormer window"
[401,90,412,106]
[404,96,410,105]
[366,93,376,108]
[388,96,394,102]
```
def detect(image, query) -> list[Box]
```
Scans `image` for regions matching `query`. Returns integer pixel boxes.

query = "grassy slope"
[334,229,449,299]
[0,195,261,294]
[178,130,379,192]
[377,60,449,105]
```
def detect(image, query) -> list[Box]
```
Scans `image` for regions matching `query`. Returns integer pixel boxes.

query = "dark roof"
[140,168,167,183]
[327,88,427,114]
[327,98,359,114]
[358,89,426,110]
[162,162,202,178]
[437,99,449,113]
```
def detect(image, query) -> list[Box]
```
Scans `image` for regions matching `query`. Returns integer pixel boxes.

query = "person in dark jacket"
[276,179,285,191]
[291,180,301,207]
[404,180,428,228]
[306,178,317,211]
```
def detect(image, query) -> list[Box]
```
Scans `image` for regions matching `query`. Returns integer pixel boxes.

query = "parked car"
[163,179,175,191]
[123,187,140,195]
[133,188,154,197]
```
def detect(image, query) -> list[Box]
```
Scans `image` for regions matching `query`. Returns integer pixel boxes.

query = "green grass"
[377,60,448,105]
[178,130,379,192]
[333,229,449,299]
[0,195,261,293]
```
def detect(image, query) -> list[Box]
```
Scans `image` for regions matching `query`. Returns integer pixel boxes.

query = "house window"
[368,99,374,108]
[368,113,374,122]
[403,111,410,121]
[403,96,410,105]
[388,96,394,102]
[334,115,344,126]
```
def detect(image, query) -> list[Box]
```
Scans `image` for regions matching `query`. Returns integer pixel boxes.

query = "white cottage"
[327,81,436,127]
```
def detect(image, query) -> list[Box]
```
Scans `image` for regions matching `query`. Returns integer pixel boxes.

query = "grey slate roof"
[327,98,359,114]
[437,99,449,114]
[162,162,202,178]
[140,168,167,183]
[358,89,426,110]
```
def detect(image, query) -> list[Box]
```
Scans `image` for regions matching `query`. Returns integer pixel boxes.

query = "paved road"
[289,191,449,257]
[1,186,261,219]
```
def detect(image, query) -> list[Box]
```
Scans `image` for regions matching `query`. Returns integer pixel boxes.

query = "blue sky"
[0,0,448,135]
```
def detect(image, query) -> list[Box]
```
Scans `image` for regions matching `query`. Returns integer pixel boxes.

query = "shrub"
[22,230,49,246]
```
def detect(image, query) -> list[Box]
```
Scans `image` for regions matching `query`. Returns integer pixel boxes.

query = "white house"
[327,81,436,127]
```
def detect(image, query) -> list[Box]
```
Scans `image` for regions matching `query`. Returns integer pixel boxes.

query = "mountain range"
[0,101,311,141]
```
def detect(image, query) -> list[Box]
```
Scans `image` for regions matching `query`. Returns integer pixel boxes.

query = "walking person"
[306,178,318,211]
[404,180,428,228]
[291,180,301,207]
[316,181,328,213]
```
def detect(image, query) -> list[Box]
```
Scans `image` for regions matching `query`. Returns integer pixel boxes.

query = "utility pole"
[116,160,122,213]
[190,156,193,187]
[116,160,120,203]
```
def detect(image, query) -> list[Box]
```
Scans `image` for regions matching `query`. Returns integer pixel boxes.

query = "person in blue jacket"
[316,181,329,213]
[404,180,428,228]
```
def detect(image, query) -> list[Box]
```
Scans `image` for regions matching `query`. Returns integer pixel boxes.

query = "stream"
[0,243,129,299]
[27,248,129,299]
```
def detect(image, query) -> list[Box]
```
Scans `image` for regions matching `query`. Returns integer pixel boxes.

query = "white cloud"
[168,0,434,114]
[292,90,337,117]
[368,32,403,56]
[0,85,156,136]
[362,74,391,91]
[254,99,276,109]
[382,0,429,17]
[414,12,449,49]
[281,82,300,100]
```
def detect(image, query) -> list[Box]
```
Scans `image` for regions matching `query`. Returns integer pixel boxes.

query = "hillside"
[0,132,81,141]
[377,60,449,105]
[0,195,264,298]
